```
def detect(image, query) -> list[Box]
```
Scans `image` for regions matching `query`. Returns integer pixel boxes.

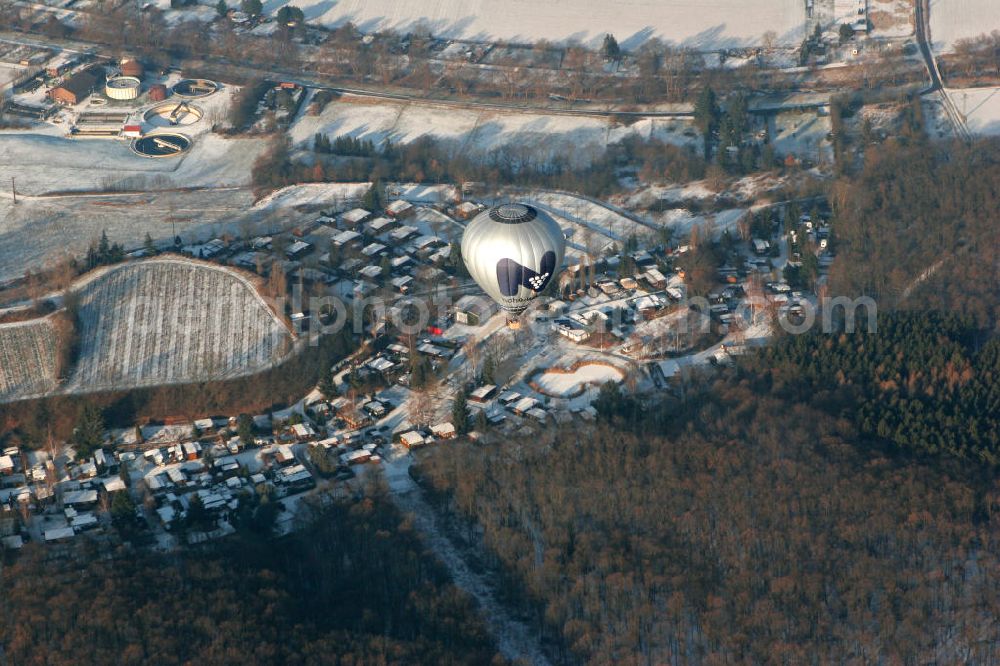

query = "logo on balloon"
[496,250,557,297]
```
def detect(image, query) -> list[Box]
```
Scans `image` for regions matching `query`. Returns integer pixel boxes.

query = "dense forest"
[0,491,502,665]
[828,139,1000,325]
[411,139,1000,663]
[416,381,1000,664]
[750,312,1000,463]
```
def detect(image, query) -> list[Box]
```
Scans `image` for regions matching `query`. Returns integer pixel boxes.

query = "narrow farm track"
[384,455,553,666]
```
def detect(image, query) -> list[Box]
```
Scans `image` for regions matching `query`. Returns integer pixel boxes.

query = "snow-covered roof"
[391,275,413,289]
[399,431,425,447]
[412,234,440,250]
[645,268,667,284]
[388,225,418,241]
[368,357,395,372]
[63,489,98,506]
[470,384,497,400]
[44,526,76,541]
[385,199,413,215]
[513,396,539,413]
[341,208,371,225]
[102,477,127,493]
[526,407,548,421]
[431,422,456,437]
[70,513,99,529]
[367,216,394,233]
[333,229,361,245]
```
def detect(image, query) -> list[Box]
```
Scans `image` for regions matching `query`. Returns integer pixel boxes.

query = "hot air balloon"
[461,203,565,326]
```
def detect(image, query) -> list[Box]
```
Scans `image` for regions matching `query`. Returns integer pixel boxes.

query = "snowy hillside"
[265,0,806,49]
[64,259,293,394]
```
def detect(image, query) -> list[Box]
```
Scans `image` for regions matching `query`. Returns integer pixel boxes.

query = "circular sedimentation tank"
[131,132,191,158]
[172,78,218,98]
[105,75,141,101]
[143,101,204,127]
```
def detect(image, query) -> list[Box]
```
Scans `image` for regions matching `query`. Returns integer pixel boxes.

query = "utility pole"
[10,177,15,204]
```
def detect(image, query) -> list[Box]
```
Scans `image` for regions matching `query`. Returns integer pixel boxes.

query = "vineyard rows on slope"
[63,259,293,394]
[0,319,58,401]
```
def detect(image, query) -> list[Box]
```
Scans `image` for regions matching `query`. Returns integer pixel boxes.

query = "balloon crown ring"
[489,203,538,224]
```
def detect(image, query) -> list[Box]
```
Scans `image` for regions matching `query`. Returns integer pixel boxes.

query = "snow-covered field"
[929,0,1000,51]
[947,87,1000,135]
[534,362,624,397]
[251,182,371,211]
[64,259,293,394]
[0,188,266,283]
[518,191,658,255]
[652,208,748,237]
[291,95,699,167]
[265,0,806,48]
[0,130,268,195]
[0,63,24,90]
[0,318,58,401]
[769,111,834,164]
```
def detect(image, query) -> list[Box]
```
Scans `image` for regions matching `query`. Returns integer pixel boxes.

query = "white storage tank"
[105,75,140,101]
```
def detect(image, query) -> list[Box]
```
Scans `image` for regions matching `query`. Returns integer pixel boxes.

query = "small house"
[291,423,316,441]
[341,208,372,227]
[454,201,480,219]
[366,216,395,235]
[286,240,314,260]
[469,385,497,403]
[275,445,297,466]
[430,422,457,439]
[399,431,425,449]
[385,199,414,218]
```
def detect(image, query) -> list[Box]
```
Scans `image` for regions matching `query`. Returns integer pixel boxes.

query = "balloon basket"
[506,317,521,330]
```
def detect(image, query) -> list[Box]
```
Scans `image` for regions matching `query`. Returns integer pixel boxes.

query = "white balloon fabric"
[461,203,566,316]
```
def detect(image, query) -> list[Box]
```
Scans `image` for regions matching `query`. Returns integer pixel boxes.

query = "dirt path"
[383,450,552,666]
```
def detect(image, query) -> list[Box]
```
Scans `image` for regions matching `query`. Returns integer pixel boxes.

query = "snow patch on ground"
[267,0,806,48]
[290,95,698,167]
[946,87,1000,135]
[535,363,624,397]
[252,182,371,211]
[929,0,1000,51]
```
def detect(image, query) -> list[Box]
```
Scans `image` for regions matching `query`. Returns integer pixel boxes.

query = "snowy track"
[383,453,552,666]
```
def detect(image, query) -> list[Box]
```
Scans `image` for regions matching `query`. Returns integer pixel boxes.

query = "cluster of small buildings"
[1,445,131,550]
[191,198,467,333]
[135,418,322,533]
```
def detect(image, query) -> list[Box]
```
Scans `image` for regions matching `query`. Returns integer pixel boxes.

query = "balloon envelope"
[461,203,565,316]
